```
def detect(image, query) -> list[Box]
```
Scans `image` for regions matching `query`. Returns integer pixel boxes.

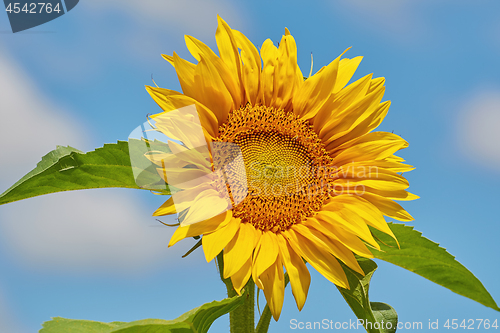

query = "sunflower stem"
[230,279,255,333]
[217,252,255,333]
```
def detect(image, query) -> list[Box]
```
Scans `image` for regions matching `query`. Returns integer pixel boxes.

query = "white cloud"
[0,190,183,273]
[0,49,87,189]
[457,90,500,169]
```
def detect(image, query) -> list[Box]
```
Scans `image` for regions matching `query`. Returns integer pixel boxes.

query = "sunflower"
[145,16,416,320]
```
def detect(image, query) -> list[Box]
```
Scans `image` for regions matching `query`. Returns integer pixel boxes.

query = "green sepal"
[338,258,397,333]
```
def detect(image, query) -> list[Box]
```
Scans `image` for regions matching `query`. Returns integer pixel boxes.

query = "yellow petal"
[145,86,219,138]
[192,55,233,125]
[321,85,386,145]
[252,231,279,289]
[362,192,415,221]
[181,189,230,226]
[261,257,285,321]
[155,183,213,215]
[231,257,252,295]
[184,35,211,62]
[368,77,385,93]
[293,48,350,120]
[223,223,260,278]
[157,143,209,171]
[339,159,414,174]
[365,189,419,201]
[276,234,310,310]
[202,217,241,262]
[161,54,175,66]
[157,167,209,188]
[168,210,233,247]
[313,74,372,134]
[334,56,363,93]
[325,99,390,152]
[233,30,261,106]
[153,196,177,216]
[293,59,338,120]
[145,150,188,169]
[329,195,398,246]
[317,203,380,250]
[259,39,278,107]
[215,15,242,97]
[185,35,242,110]
[332,169,410,192]
[284,28,304,85]
[303,217,373,258]
[284,228,349,289]
[293,224,364,275]
[272,31,301,111]
[173,52,197,98]
[332,132,408,166]
[363,100,391,136]
[152,105,212,150]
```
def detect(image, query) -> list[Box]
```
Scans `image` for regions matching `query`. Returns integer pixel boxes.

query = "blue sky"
[0,0,499,332]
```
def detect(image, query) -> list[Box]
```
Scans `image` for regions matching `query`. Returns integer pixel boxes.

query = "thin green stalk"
[217,252,255,333]
[255,304,272,333]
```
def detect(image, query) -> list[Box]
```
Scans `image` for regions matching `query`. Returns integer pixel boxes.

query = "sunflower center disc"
[215,105,334,232]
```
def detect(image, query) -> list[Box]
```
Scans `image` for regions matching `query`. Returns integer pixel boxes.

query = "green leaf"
[371,303,398,332]
[338,258,398,333]
[0,139,171,206]
[40,294,245,333]
[2,145,84,195]
[39,318,121,332]
[371,223,500,312]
